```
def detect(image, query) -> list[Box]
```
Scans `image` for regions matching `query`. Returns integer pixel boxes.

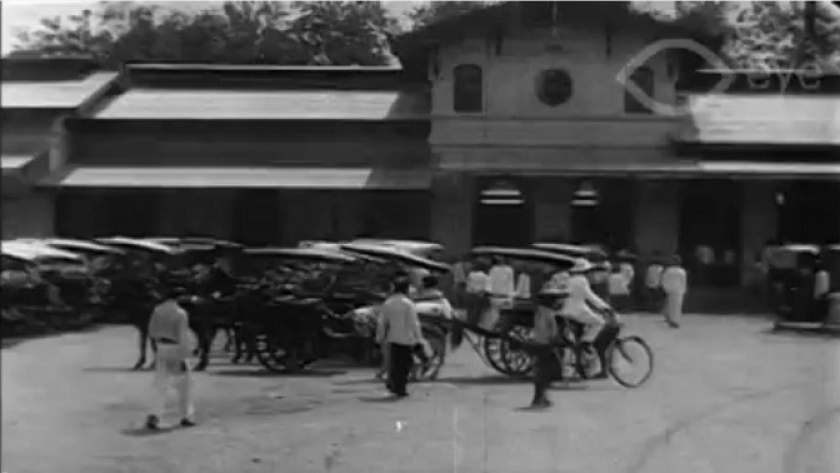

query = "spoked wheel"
[605,336,654,388]
[499,325,536,378]
[481,335,510,375]
[254,334,302,373]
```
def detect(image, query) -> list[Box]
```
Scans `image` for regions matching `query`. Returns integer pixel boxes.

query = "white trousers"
[151,344,194,421]
[561,307,605,343]
[663,291,685,325]
[482,297,512,330]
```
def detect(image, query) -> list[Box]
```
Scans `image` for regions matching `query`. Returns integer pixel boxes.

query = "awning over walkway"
[1,155,36,173]
[40,166,433,190]
[674,94,840,146]
[437,149,840,180]
[94,89,429,121]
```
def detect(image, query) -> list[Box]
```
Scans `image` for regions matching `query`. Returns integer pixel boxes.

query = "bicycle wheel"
[605,336,654,388]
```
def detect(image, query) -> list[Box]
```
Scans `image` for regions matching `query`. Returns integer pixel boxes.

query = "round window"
[536,69,573,106]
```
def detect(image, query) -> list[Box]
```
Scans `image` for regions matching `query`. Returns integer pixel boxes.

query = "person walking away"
[376,278,424,398]
[530,290,561,409]
[560,258,607,359]
[145,287,195,430]
[661,255,688,328]
[644,257,664,312]
[485,257,516,330]
[465,260,490,326]
[608,264,631,312]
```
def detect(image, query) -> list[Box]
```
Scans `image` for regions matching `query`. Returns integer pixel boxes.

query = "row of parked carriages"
[1,236,454,380]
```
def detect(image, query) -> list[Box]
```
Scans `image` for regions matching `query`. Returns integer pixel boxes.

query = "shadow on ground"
[210,368,347,378]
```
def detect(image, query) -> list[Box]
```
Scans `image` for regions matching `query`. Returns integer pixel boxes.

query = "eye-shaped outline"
[616,38,737,117]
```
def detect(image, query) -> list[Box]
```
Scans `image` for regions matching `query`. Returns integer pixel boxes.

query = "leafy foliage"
[631,1,840,71]
[406,1,496,30]
[11,1,402,66]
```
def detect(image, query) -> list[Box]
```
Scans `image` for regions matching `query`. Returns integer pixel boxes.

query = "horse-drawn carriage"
[447,245,654,388]
[1,240,102,335]
[231,243,452,379]
[768,243,840,331]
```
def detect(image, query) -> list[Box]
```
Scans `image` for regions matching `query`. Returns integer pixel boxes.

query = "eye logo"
[616,38,737,117]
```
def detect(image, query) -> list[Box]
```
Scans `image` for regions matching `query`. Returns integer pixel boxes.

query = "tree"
[10,1,402,66]
[631,1,840,70]
[407,1,496,30]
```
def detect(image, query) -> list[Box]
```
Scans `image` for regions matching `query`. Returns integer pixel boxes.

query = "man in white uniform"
[661,255,688,328]
[146,288,195,429]
[559,259,607,347]
[485,257,515,330]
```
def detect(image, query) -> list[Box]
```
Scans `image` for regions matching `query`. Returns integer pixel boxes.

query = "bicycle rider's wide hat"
[569,258,594,274]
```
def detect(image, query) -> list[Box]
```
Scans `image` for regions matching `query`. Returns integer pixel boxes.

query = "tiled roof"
[1,72,117,109]
[677,94,840,146]
[41,166,433,189]
[94,88,430,120]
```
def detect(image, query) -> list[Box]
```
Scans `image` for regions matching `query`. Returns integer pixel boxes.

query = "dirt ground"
[2,313,839,473]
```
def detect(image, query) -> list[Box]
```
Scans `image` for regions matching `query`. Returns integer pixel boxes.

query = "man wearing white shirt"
[376,278,424,398]
[661,255,688,328]
[560,259,607,346]
[644,258,664,312]
[464,260,489,326]
[485,257,515,330]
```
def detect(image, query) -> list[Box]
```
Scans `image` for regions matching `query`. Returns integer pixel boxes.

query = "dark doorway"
[679,179,741,287]
[233,189,281,246]
[570,179,635,250]
[777,181,840,244]
[473,178,532,247]
[101,190,160,237]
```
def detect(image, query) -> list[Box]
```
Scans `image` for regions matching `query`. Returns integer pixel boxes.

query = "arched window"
[624,66,654,114]
[453,64,483,113]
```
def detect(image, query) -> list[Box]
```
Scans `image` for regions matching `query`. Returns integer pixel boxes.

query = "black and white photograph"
[1,0,839,472]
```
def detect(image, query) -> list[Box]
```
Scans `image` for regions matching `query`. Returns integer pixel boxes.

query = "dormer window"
[624,66,655,114]
[453,64,483,113]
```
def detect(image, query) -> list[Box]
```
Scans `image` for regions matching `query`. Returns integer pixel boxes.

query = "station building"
[2,2,838,300]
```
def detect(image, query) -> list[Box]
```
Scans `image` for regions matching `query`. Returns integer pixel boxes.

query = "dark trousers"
[531,344,557,404]
[387,343,413,396]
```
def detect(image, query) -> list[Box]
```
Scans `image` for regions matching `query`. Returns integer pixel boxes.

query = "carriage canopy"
[470,246,576,268]
[340,242,450,273]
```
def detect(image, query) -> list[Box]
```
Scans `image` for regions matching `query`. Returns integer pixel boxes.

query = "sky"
[0,0,426,55]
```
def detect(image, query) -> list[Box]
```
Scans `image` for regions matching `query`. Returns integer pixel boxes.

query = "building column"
[431,171,473,259]
[740,180,778,285]
[532,177,573,242]
[634,179,682,257]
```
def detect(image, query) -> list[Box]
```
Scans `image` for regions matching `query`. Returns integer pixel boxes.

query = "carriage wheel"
[481,336,510,375]
[498,325,535,378]
[254,334,302,373]
[605,336,654,388]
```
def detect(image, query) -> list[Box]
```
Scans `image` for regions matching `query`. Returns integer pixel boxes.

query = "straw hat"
[569,258,594,273]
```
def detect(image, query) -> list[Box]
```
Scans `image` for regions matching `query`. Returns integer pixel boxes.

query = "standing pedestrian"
[529,290,561,409]
[485,257,516,330]
[145,287,195,430]
[644,256,664,312]
[376,278,424,398]
[661,255,688,328]
[464,259,490,326]
[608,264,631,312]
[451,257,469,309]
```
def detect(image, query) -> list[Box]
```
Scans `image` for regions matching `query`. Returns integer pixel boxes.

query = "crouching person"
[146,287,195,430]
